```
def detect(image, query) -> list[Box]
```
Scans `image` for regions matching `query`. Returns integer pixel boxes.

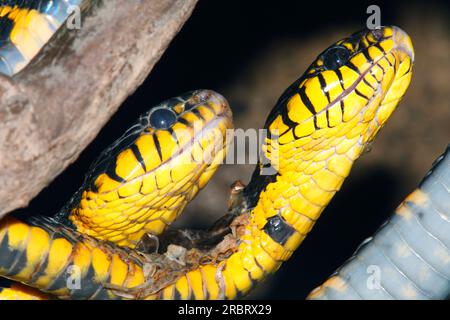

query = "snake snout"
[370,26,414,129]
[391,25,415,62]
[195,89,233,120]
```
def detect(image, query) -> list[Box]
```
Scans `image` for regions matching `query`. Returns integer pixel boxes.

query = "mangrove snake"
[0,1,416,300]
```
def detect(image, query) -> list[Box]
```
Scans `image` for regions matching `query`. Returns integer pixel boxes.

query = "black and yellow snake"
[0,1,418,299]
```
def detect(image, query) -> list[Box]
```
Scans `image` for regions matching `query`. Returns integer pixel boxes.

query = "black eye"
[322,46,350,70]
[149,108,177,129]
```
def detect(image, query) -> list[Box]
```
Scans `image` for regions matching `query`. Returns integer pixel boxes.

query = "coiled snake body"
[0,1,415,300]
[309,145,450,300]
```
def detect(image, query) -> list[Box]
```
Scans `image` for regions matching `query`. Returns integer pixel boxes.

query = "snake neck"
[240,132,367,266]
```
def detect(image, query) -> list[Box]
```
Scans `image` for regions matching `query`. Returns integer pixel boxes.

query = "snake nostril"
[149,107,177,129]
[198,91,211,101]
[322,46,350,70]
[371,28,384,41]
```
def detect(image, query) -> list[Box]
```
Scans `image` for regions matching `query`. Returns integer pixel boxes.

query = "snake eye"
[322,46,350,70]
[149,108,177,129]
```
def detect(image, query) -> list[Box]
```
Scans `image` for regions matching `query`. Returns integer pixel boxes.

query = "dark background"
[16,0,450,299]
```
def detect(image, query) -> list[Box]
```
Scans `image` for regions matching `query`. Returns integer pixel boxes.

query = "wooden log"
[0,0,198,218]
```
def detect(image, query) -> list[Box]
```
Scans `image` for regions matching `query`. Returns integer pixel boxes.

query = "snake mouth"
[391,26,415,62]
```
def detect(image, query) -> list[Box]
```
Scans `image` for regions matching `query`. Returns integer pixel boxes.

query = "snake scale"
[0,1,419,299]
[309,145,450,300]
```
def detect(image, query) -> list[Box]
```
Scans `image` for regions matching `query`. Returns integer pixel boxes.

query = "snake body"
[0,24,414,299]
[0,0,83,76]
[309,145,450,300]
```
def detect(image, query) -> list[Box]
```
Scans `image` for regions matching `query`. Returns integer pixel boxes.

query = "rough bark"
[0,0,198,218]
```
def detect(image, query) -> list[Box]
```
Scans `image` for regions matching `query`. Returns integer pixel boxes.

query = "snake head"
[263,26,414,162]
[261,26,414,174]
[68,90,233,247]
[308,26,415,139]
